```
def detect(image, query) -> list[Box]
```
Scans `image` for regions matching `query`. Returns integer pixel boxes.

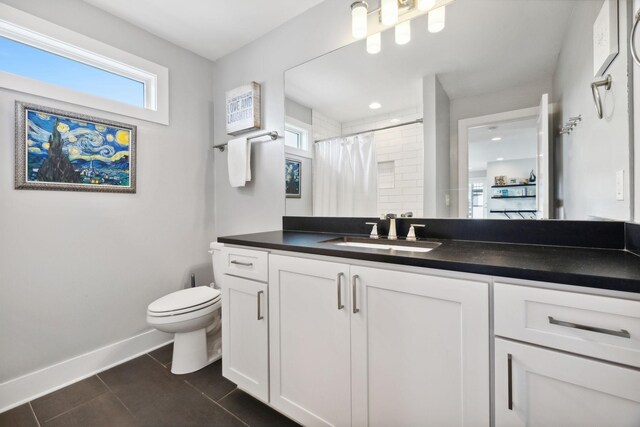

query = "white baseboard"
[0,329,172,413]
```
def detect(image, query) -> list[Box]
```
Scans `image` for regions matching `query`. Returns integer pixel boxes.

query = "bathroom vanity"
[214,219,640,427]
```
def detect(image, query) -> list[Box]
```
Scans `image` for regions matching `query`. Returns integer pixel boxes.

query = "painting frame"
[285,158,301,198]
[15,101,137,193]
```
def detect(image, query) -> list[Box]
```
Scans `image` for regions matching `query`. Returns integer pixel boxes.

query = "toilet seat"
[147,286,221,318]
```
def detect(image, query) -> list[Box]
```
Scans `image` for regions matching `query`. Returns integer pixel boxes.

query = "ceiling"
[468,117,538,171]
[82,0,326,61]
[285,0,577,123]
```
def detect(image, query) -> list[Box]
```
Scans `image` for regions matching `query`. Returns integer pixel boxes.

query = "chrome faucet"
[406,224,426,241]
[365,222,379,239]
[385,214,398,240]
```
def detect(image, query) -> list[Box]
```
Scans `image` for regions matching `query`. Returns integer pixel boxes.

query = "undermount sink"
[321,237,441,253]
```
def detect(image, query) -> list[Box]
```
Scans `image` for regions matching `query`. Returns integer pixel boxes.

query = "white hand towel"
[227,137,251,187]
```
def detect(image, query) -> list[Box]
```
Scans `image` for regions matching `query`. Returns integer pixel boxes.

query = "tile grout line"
[27,402,41,427]
[95,373,138,422]
[146,351,169,368]
[215,387,238,403]
[37,379,109,424]
[181,379,249,427]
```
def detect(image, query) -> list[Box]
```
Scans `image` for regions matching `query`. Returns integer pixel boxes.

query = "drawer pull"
[337,273,345,310]
[548,316,631,339]
[230,260,253,267]
[352,275,360,314]
[507,353,513,410]
[257,291,264,320]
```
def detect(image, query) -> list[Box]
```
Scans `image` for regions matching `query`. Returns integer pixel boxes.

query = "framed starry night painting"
[15,101,137,193]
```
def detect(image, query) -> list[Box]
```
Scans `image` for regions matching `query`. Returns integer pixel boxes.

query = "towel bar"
[213,131,280,152]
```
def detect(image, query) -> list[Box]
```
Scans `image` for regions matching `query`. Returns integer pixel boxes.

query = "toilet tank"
[209,242,225,289]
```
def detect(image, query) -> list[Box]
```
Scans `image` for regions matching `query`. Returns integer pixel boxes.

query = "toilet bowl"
[147,285,221,374]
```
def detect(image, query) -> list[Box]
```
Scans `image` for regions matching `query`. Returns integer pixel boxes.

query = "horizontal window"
[0,4,169,125]
[0,37,145,108]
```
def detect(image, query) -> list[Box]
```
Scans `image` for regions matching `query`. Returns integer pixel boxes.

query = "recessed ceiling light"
[492,137,502,141]
[390,118,400,123]
[369,102,382,110]
[496,157,504,161]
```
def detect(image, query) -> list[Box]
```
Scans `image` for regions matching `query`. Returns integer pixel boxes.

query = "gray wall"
[0,0,215,382]
[212,0,352,236]
[553,0,631,220]
[285,98,312,125]
[423,75,451,217]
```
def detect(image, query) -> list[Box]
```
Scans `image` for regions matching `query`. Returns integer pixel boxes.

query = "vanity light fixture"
[428,5,446,33]
[395,20,411,45]
[381,0,399,25]
[418,0,436,11]
[369,102,382,109]
[350,0,453,53]
[367,32,381,54]
[351,1,369,39]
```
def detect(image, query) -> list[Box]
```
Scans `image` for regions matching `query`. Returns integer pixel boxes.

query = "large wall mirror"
[284,0,633,221]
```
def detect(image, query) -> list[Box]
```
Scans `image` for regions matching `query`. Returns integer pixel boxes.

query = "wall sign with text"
[225,82,261,135]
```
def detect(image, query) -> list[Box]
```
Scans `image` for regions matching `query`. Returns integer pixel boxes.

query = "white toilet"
[147,286,221,374]
[147,244,225,374]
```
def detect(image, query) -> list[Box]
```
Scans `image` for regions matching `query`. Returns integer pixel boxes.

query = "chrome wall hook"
[591,75,612,119]
[559,114,582,136]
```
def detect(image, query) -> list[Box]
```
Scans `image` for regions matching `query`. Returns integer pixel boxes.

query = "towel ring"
[591,74,611,120]
[631,10,640,66]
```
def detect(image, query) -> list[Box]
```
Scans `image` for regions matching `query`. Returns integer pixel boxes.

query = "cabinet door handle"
[548,316,630,338]
[507,353,513,411]
[337,273,345,310]
[507,353,513,410]
[257,290,264,320]
[231,260,253,267]
[352,275,359,314]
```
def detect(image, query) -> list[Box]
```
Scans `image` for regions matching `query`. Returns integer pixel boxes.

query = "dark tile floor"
[0,344,300,427]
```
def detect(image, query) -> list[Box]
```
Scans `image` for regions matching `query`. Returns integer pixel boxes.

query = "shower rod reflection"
[314,118,423,143]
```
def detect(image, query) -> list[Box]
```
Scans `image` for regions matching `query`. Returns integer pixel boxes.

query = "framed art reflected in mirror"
[286,158,301,198]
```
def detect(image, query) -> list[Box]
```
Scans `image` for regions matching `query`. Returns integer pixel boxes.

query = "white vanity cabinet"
[494,338,640,427]
[219,242,640,427]
[494,283,640,426]
[350,265,490,427]
[268,254,490,427]
[268,255,352,427]
[219,247,269,402]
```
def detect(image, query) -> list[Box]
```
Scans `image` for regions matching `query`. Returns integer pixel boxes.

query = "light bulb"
[381,0,398,26]
[369,102,382,109]
[417,0,436,11]
[428,5,445,33]
[367,32,381,54]
[395,20,411,45]
[351,1,368,39]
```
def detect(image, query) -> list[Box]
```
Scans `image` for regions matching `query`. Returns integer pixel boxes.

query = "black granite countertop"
[218,230,640,294]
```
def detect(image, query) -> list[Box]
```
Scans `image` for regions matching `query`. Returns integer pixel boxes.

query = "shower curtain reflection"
[313,133,377,216]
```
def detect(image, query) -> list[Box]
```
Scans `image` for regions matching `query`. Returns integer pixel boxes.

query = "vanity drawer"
[221,247,268,282]
[494,282,640,367]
